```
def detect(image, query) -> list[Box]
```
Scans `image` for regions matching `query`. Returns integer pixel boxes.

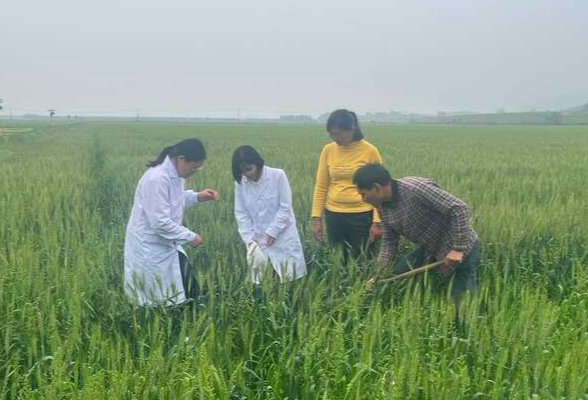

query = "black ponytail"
[146,139,206,168]
[326,109,364,141]
[147,146,174,167]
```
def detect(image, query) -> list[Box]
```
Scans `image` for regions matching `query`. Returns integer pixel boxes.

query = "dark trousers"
[325,209,374,264]
[178,252,198,299]
[394,241,481,305]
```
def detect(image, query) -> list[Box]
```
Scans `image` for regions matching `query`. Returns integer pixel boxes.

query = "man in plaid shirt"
[353,164,481,304]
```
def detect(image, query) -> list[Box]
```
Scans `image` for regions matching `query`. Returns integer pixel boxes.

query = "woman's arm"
[311,146,330,218]
[311,147,330,242]
[234,183,255,245]
[143,177,196,244]
[265,171,293,241]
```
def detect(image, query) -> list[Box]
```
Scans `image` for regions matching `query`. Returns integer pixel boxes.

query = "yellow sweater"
[311,140,383,221]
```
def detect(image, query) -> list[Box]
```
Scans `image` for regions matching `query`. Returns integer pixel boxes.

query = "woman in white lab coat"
[124,138,219,306]
[233,145,307,283]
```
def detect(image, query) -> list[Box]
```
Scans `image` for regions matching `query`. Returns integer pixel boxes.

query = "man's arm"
[375,223,400,275]
[365,222,399,290]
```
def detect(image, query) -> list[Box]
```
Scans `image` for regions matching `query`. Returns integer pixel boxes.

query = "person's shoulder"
[399,176,429,184]
[359,140,379,152]
[264,166,287,178]
[264,165,280,173]
[400,177,438,191]
[322,142,338,153]
[136,166,170,195]
[143,165,170,184]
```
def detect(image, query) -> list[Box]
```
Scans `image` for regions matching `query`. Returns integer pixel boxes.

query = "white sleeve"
[265,171,292,239]
[234,183,255,245]
[143,177,196,244]
[184,190,200,208]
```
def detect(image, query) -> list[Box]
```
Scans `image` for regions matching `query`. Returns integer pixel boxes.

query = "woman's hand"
[265,234,276,247]
[369,223,383,243]
[312,217,323,242]
[190,233,204,247]
[198,189,219,202]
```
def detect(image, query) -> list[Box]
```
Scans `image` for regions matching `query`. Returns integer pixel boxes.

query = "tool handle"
[376,260,445,284]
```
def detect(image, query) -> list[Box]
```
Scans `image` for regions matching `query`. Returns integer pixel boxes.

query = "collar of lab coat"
[244,166,269,185]
[163,156,180,180]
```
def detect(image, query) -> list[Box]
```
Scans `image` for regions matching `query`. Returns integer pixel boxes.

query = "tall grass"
[1,122,587,399]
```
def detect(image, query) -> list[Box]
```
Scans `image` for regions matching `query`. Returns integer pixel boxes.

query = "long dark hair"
[232,145,265,184]
[147,138,206,168]
[326,109,364,141]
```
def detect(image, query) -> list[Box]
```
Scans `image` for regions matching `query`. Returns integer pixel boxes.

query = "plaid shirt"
[377,177,478,265]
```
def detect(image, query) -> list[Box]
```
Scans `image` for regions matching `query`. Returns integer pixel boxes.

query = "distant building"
[363,111,409,124]
[278,115,315,124]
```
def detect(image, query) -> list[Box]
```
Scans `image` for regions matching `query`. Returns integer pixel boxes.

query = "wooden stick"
[376,260,445,284]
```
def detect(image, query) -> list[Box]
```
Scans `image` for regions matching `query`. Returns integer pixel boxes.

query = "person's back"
[127,163,166,238]
[381,176,478,262]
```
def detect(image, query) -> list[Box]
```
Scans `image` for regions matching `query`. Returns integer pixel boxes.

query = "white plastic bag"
[246,242,269,284]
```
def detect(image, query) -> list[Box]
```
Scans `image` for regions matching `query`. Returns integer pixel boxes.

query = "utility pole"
[48,108,56,126]
[0,99,4,135]
[135,109,140,122]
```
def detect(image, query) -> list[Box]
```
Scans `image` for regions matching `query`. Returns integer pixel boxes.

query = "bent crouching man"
[354,164,481,306]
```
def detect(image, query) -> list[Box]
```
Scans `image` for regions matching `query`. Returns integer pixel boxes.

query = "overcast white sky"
[1,0,587,117]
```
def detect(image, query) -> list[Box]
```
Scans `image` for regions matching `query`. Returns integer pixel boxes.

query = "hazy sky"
[1,0,587,117]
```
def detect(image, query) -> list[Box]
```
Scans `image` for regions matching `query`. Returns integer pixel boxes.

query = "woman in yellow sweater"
[311,109,383,263]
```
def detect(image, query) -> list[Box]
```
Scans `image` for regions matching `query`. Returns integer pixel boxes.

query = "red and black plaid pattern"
[377,177,478,265]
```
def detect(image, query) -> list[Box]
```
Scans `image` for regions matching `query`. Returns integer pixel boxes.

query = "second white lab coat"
[234,166,307,282]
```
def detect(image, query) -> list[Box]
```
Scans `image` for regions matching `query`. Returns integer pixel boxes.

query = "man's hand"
[265,234,276,247]
[197,189,219,202]
[439,250,463,276]
[364,259,390,292]
[369,223,382,243]
[312,217,323,242]
[190,233,204,247]
[444,250,464,265]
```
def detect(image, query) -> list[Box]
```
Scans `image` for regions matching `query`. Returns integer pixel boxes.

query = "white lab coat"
[124,156,199,306]
[234,166,307,282]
